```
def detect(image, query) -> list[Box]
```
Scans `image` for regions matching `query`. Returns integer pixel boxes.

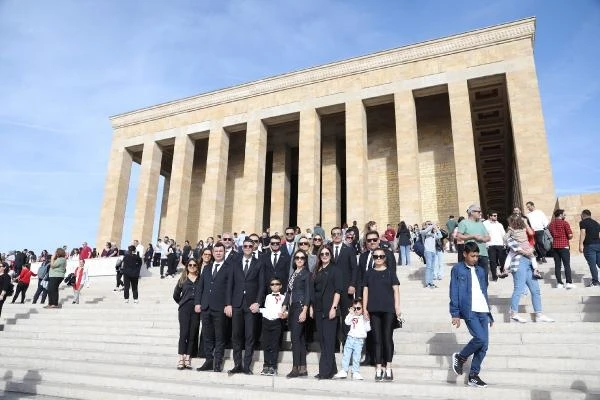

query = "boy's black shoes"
[452,352,465,376]
[468,374,487,387]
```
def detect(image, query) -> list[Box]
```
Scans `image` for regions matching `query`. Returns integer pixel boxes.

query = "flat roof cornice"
[110,17,535,128]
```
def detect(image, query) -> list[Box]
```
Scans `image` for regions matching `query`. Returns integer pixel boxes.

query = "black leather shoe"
[213,362,223,372]
[314,374,321,379]
[228,366,243,375]
[242,368,253,375]
[196,361,213,371]
[287,368,300,378]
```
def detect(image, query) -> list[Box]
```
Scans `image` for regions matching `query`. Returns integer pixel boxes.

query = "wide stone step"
[0,366,591,400]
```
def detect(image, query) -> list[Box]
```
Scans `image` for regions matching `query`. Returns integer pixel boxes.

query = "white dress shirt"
[483,220,506,247]
[527,209,549,231]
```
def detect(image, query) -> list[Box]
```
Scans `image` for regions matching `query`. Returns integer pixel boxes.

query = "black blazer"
[331,243,358,290]
[121,253,142,278]
[228,255,265,308]
[312,264,343,317]
[282,267,311,308]
[263,251,290,294]
[173,277,200,309]
[194,259,232,311]
[357,249,396,287]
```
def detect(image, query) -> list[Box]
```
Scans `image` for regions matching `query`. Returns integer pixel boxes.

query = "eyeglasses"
[352,307,362,311]
[270,283,281,286]
[373,254,386,259]
[332,232,342,236]
[243,244,253,248]
[299,242,309,246]
[270,242,280,246]
[294,256,306,260]
[320,252,331,257]
[366,238,378,243]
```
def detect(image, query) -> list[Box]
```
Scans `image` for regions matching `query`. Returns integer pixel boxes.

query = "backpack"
[413,236,425,260]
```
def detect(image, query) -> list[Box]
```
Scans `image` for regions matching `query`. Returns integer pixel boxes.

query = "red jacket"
[17,267,36,285]
[73,267,85,290]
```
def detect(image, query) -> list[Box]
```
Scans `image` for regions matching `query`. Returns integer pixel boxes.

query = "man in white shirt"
[133,240,144,258]
[525,201,550,263]
[482,211,507,281]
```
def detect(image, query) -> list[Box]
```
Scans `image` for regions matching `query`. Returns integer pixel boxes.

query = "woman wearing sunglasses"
[311,235,324,256]
[311,247,343,379]
[173,258,202,370]
[281,249,311,378]
[296,236,317,272]
[362,247,400,382]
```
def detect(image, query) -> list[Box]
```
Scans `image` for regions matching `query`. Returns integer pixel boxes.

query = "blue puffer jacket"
[449,262,494,322]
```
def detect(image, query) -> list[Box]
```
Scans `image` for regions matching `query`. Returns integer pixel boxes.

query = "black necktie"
[244,259,249,276]
[212,263,220,278]
[368,252,374,270]
[273,253,278,267]
[334,246,339,262]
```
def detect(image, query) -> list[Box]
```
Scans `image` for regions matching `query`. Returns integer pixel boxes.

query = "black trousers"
[123,276,139,300]
[47,277,62,306]
[232,304,258,369]
[178,302,201,356]
[534,230,547,259]
[160,258,168,276]
[337,293,353,344]
[261,318,282,368]
[12,282,29,303]
[167,256,178,276]
[288,303,307,367]
[153,253,161,266]
[202,308,226,364]
[32,283,48,304]
[370,311,394,365]
[488,245,507,280]
[478,256,490,285]
[0,295,6,317]
[116,271,124,288]
[553,248,572,284]
[315,313,338,378]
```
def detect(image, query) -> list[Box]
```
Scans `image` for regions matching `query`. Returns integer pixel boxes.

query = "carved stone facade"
[98,17,558,247]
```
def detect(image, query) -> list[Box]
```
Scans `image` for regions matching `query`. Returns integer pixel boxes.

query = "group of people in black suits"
[174,227,400,379]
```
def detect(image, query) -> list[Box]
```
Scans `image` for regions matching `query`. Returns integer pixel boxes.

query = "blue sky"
[1,0,599,253]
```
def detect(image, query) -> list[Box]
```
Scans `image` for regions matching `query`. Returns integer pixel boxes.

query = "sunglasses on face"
[332,232,342,236]
[353,307,362,311]
[222,238,232,241]
[270,242,280,246]
[373,254,386,259]
[243,244,253,248]
[313,238,322,242]
[366,238,378,243]
[320,253,331,257]
[285,232,295,236]
[270,283,281,286]
[294,255,306,260]
[299,242,309,246]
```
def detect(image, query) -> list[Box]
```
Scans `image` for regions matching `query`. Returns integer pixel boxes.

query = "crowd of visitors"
[1,203,600,387]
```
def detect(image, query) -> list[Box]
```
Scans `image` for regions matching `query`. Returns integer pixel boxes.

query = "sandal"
[177,359,185,370]
[184,356,192,370]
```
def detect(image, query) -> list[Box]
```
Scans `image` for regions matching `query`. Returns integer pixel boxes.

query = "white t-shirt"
[527,209,549,231]
[469,265,489,313]
[483,220,506,247]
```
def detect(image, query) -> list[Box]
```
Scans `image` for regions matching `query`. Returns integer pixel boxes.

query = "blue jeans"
[424,251,435,285]
[341,335,364,373]
[510,256,542,313]
[460,312,489,375]
[583,243,600,283]
[434,250,444,279]
[399,245,411,265]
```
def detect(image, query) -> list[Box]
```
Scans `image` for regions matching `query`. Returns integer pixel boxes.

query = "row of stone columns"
[98,67,553,248]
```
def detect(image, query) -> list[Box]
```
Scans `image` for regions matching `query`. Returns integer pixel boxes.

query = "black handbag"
[393,313,405,329]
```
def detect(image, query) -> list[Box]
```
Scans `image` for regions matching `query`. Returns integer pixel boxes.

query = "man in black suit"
[194,242,232,372]
[221,232,238,262]
[357,230,396,366]
[248,233,262,259]
[281,227,297,275]
[263,235,290,293]
[227,238,265,375]
[330,226,358,343]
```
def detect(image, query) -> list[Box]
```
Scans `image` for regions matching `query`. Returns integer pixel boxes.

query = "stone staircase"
[1,254,599,399]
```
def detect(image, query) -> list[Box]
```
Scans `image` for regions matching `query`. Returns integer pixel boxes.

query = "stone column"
[165,135,195,241]
[131,141,162,246]
[199,124,229,240]
[448,81,480,214]
[240,119,267,233]
[394,90,422,223]
[97,144,132,248]
[270,145,291,233]
[297,108,321,230]
[345,99,368,227]
[506,58,556,214]
[158,178,170,237]
[321,138,341,231]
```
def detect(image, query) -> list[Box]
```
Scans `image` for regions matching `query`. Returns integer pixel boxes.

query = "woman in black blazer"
[121,245,142,303]
[173,258,201,370]
[281,249,311,378]
[311,246,343,379]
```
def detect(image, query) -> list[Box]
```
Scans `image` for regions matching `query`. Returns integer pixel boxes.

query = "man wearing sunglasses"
[221,232,237,262]
[331,226,358,344]
[264,235,290,293]
[282,227,298,276]
[228,238,265,375]
[456,204,491,283]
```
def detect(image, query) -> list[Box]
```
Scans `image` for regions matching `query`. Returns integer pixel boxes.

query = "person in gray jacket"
[420,222,442,289]
[32,260,50,304]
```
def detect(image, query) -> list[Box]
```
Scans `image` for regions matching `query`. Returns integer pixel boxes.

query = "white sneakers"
[536,314,555,323]
[565,283,576,289]
[510,314,527,323]
[333,370,363,380]
[123,299,129,304]
[556,283,565,289]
